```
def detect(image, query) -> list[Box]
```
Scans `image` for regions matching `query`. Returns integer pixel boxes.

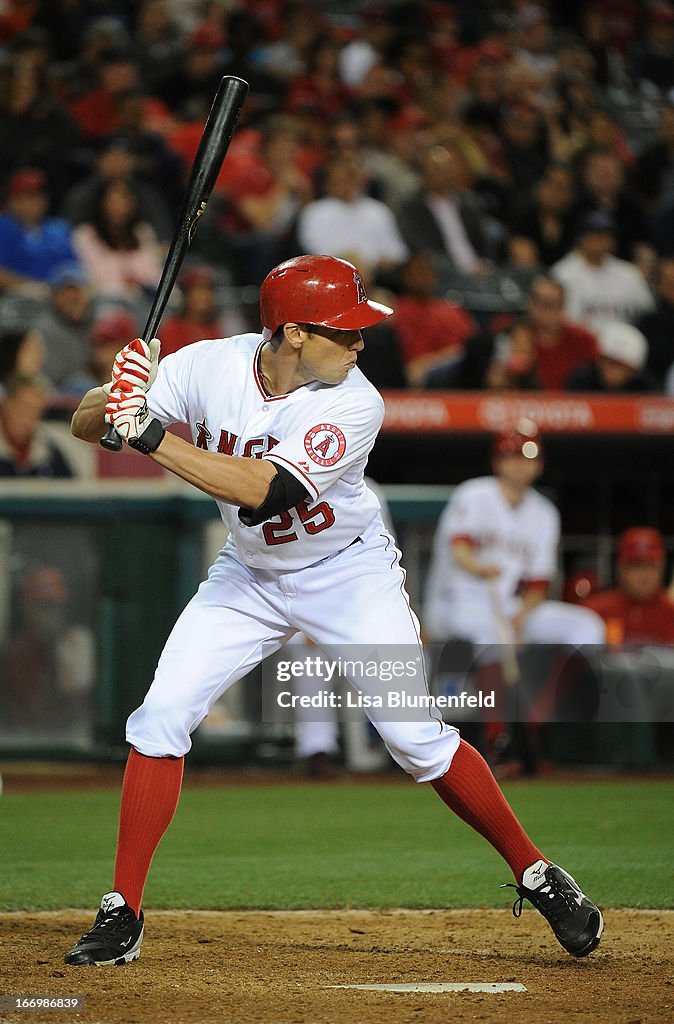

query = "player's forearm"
[71,388,108,443]
[452,540,488,577]
[150,430,277,507]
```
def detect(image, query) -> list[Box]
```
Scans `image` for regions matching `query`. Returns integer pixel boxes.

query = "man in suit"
[396,144,493,272]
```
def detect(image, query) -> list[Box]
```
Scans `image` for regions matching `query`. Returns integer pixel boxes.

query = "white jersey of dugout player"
[423,476,605,647]
[148,334,383,570]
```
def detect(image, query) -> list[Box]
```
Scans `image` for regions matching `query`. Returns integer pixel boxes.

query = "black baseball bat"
[100,75,249,450]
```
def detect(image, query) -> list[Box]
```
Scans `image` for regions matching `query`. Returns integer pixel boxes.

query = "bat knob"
[100,424,123,451]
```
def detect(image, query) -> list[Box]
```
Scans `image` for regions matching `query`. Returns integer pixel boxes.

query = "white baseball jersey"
[550,252,654,331]
[423,477,605,648]
[424,477,559,635]
[147,333,384,569]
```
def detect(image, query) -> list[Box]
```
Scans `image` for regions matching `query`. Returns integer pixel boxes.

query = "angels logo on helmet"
[353,271,368,304]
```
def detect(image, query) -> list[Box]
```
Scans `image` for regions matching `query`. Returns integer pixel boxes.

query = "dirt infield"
[0,908,670,1024]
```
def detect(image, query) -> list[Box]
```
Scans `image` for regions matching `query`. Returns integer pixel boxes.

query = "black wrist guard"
[128,418,165,455]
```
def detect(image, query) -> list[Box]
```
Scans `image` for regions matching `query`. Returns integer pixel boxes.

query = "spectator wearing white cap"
[565,321,658,392]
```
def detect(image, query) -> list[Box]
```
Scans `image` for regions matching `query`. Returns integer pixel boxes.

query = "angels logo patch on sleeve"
[304,423,347,466]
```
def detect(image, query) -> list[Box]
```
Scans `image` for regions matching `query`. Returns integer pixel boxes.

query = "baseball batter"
[64,255,602,966]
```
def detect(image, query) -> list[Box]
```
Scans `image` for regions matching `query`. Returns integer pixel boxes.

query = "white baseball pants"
[126,517,460,782]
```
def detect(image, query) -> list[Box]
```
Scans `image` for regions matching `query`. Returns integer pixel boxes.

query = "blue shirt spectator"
[0,169,78,290]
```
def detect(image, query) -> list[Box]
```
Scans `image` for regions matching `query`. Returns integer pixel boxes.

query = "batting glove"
[105,380,165,455]
[102,338,161,396]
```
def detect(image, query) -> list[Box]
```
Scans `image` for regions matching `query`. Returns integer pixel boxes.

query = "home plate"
[330,983,527,993]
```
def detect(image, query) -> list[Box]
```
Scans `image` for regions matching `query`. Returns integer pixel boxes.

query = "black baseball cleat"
[64,891,144,966]
[501,859,604,957]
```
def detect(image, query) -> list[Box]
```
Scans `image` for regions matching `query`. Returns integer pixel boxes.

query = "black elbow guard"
[238,464,310,527]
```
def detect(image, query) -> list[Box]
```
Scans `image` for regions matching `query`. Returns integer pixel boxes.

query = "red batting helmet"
[617,526,665,565]
[259,254,393,341]
[492,418,542,460]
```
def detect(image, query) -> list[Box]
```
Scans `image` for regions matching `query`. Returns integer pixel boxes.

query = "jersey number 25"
[262,498,336,545]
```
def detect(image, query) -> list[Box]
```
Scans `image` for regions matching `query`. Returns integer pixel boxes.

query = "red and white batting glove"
[102,338,161,396]
[104,380,165,455]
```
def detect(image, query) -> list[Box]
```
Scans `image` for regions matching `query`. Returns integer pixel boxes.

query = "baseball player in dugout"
[424,422,606,771]
[66,255,603,966]
[584,526,674,644]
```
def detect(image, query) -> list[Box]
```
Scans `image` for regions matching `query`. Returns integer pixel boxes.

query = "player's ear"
[283,322,306,349]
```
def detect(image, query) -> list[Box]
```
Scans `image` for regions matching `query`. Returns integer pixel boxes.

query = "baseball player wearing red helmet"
[65,257,602,966]
[584,526,674,644]
[425,419,606,650]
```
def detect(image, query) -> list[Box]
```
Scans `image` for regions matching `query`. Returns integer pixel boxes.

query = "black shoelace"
[500,873,582,926]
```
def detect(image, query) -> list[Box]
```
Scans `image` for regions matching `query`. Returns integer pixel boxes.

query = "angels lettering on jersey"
[195,418,280,460]
[195,417,347,470]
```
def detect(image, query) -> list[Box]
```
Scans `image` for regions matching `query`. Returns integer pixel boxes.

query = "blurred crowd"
[3,0,674,472]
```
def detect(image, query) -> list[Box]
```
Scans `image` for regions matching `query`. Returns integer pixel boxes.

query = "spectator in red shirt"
[525,276,598,389]
[584,527,674,644]
[390,252,478,386]
[160,267,229,356]
[70,47,172,141]
[483,276,598,391]
[219,115,313,285]
[224,116,313,233]
[286,35,351,123]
